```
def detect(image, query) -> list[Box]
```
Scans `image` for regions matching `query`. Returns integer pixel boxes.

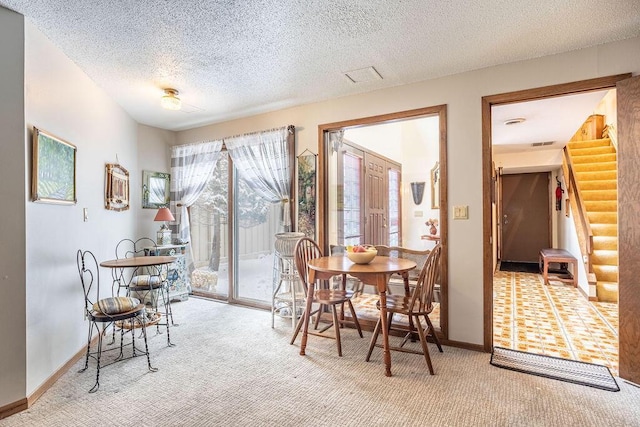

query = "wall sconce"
[410,182,425,205]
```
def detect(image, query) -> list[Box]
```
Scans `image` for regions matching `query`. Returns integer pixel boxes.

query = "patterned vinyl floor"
[346,271,617,375]
[492,270,619,375]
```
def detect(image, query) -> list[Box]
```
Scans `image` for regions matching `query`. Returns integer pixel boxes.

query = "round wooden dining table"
[306,255,416,377]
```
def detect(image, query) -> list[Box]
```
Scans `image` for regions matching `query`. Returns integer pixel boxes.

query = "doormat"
[490,346,619,392]
[499,262,540,273]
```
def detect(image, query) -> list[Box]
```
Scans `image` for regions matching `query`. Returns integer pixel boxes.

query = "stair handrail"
[563,147,594,260]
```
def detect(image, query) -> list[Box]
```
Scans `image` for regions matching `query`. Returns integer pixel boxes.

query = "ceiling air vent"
[531,141,555,147]
[344,66,383,83]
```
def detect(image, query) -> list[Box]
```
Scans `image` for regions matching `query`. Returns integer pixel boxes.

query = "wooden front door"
[364,152,388,246]
[501,172,551,262]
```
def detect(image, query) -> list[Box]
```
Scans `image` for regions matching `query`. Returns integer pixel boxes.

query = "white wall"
[136,125,175,238]
[23,22,141,395]
[0,7,26,408]
[557,170,591,297]
[494,148,564,174]
[175,36,640,345]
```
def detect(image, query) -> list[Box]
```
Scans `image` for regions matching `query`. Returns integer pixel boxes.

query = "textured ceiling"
[2,0,639,131]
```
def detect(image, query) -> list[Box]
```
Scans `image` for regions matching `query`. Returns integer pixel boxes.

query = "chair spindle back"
[293,237,323,295]
[410,243,442,313]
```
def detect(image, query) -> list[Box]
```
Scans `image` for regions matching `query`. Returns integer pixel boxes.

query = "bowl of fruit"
[345,245,378,264]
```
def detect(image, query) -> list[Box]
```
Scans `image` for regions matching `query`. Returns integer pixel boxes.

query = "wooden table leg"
[299,273,315,356]
[377,274,392,377]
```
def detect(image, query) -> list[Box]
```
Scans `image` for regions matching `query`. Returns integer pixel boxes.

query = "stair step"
[593,236,617,251]
[584,200,617,212]
[596,281,618,303]
[568,138,611,149]
[588,212,617,224]
[591,249,618,265]
[572,153,617,164]
[578,180,617,191]
[581,189,617,201]
[591,223,618,236]
[593,264,618,282]
[573,162,618,172]
[575,171,617,182]
[569,146,616,156]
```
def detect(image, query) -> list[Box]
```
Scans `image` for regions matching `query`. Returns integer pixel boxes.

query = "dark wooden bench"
[539,248,577,287]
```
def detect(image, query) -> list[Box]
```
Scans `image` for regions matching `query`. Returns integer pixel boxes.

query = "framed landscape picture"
[32,127,77,205]
[105,163,130,211]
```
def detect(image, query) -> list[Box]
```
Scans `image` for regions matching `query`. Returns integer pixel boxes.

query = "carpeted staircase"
[566,138,618,302]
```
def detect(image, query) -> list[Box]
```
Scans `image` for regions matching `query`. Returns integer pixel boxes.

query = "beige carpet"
[3,297,639,427]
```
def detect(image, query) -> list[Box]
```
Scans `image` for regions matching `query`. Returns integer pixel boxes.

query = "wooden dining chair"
[374,245,431,296]
[365,244,443,374]
[77,249,156,392]
[290,237,363,356]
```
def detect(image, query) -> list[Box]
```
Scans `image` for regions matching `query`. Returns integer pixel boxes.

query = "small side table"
[539,248,577,287]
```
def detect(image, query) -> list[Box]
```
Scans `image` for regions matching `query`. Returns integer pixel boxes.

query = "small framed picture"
[32,127,77,205]
[105,163,130,211]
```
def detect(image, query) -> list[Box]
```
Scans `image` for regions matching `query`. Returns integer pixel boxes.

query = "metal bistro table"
[100,256,177,345]
[306,255,416,377]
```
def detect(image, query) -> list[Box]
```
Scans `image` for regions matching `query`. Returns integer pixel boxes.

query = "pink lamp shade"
[154,207,175,222]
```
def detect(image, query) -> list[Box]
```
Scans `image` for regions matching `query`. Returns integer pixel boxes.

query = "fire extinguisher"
[555,177,564,211]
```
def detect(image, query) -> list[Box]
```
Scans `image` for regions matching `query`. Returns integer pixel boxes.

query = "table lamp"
[154,207,175,246]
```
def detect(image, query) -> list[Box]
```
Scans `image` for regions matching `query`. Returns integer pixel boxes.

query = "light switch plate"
[83,208,88,222]
[453,205,469,219]
[414,210,423,217]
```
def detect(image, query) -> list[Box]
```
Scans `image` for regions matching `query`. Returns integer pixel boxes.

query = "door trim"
[318,105,448,338]
[482,73,632,352]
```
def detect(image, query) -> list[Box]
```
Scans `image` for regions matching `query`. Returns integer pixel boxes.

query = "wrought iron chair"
[290,237,363,356]
[76,249,156,392]
[115,237,174,346]
[365,244,443,374]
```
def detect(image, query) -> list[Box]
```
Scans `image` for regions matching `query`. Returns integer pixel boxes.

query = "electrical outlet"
[414,210,423,217]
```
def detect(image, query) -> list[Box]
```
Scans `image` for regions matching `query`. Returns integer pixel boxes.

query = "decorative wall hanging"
[105,163,130,211]
[142,170,171,208]
[297,149,316,240]
[32,127,77,205]
[410,182,425,205]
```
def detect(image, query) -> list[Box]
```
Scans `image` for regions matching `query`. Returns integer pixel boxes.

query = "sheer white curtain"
[170,140,223,274]
[225,126,293,229]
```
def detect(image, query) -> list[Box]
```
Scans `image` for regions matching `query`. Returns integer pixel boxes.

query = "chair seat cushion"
[93,296,140,315]
[130,274,162,287]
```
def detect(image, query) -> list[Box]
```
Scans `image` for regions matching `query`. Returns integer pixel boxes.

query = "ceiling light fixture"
[161,88,182,111]
[504,117,526,125]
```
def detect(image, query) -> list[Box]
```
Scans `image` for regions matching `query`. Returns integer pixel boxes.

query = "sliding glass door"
[233,167,278,305]
[189,151,277,308]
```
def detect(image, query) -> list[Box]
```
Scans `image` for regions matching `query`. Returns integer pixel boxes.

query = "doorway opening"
[483,75,629,375]
[318,105,449,339]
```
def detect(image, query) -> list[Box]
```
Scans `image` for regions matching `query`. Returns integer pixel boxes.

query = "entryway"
[482,74,638,381]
